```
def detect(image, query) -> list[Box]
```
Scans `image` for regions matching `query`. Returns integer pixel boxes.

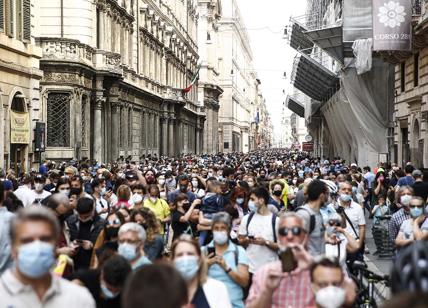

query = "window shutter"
[6,0,14,37]
[0,0,4,31]
[23,0,30,41]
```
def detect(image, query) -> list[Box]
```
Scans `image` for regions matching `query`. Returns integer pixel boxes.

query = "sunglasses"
[278,226,303,237]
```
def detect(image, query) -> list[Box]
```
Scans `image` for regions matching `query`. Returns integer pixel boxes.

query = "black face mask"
[105,227,119,240]
[273,190,282,197]
[179,185,188,193]
[182,202,191,211]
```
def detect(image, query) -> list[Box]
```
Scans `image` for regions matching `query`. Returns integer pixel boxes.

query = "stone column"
[168,116,175,156]
[161,112,168,156]
[93,99,104,162]
[111,102,120,160]
[99,9,105,50]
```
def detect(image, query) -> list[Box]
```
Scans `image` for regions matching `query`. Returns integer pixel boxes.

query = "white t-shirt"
[29,190,51,206]
[14,185,34,207]
[94,197,109,220]
[238,212,279,273]
[342,201,366,239]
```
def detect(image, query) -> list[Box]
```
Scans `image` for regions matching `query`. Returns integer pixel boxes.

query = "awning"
[289,21,314,54]
[286,95,305,118]
[305,25,344,62]
[291,52,340,102]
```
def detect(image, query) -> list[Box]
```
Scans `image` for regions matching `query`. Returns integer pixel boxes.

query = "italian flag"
[182,65,201,94]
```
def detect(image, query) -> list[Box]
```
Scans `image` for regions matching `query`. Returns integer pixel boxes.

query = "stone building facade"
[33,0,203,164]
[0,0,43,173]
[217,0,259,153]
[197,0,223,154]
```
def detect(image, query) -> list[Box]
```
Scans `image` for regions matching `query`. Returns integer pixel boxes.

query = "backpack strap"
[296,207,315,234]
[245,211,256,235]
[271,213,277,243]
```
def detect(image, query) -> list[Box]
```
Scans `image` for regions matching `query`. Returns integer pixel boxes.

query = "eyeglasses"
[278,226,304,237]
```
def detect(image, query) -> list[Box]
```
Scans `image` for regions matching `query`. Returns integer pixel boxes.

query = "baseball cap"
[412,169,422,177]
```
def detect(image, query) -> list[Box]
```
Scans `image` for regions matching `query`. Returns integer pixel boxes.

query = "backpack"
[295,206,316,234]
[246,212,277,243]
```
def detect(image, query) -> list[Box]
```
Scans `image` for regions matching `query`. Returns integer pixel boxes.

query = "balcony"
[286,94,305,118]
[291,8,344,63]
[291,49,340,102]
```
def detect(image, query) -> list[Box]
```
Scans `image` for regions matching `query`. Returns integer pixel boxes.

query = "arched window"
[47,93,70,147]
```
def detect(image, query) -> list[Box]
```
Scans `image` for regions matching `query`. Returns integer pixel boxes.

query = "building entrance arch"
[10,92,28,174]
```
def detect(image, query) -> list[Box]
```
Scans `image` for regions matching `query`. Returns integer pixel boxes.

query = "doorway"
[9,92,28,174]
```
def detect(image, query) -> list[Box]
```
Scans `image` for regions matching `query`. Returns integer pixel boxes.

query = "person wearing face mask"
[117,222,151,270]
[0,206,96,307]
[191,176,206,199]
[310,257,356,308]
[238,187,279,288]
[395,196,425,249]
[168,175,197,206]
[72,255,131,308]
[172,194,201,241]
[143,184,171,235]
[91,178,110,220]
[246,212,314,307]
[67,197,106,270]
[30,174,51,206]
[156,174,169,200]
[171,234,232,308]
[55,177,72,197]
[205,212,249,308]
[371,171,388,209]
[337,182,366,264]
[389,186,413,242]
[268,181,285,211]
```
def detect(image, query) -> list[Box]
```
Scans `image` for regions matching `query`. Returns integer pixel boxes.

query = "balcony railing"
[413,0,422,15]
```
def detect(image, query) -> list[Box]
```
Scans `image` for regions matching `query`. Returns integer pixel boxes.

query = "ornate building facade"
[33,0,202,164]
[217,0,258,153]
[0,0,43,172]
[197,0,223,154]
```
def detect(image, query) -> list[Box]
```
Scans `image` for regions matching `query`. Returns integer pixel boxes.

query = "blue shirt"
[373,205,389,224]
[320,203,337,223]
[132,255,152,271]
[205,241,249,308]
[168,189,196,204]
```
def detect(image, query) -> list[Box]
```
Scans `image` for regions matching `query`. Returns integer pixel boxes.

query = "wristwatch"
[265,240,271,247]
[225,267,232,274]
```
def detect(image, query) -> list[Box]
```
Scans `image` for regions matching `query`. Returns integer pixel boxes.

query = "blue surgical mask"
[174,255,199,281]
[118,243,138,261]
[410,207,423,218]
[100,187,107,196]
[213,231,229,245]
[17,240,55,278]
[248,200,257,212]
[236,198,245,205]
[339,194,352,203]
[352,186,357,195]
[101,282,118,299]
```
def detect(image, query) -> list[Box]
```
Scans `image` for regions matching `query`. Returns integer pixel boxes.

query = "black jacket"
[66,214,106,244]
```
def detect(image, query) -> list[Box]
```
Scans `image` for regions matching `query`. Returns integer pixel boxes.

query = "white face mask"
[158,179,165,185]
[401,195,412,206]
[315,286,346,308]
[192,181,199,188]
[34,183,44,192]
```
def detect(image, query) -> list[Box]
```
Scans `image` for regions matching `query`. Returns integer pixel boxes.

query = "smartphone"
[207,247,216,256]
[279,248,297,273]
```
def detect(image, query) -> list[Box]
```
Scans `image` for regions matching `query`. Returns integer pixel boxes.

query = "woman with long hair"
[131,207,164,261]
[171,235,232,308]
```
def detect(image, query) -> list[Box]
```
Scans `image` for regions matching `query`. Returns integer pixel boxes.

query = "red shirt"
[247,260,315,308]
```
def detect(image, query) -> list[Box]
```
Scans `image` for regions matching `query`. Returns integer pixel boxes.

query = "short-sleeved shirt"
[143,198,171,234]
[342,201,366,239]
[296,204,325,256]
[246,261,314,308]
[171,210,193,240]
[398,218,414,240]
[167,189,196,204]
[238,212,279,273]
[397,176,415,187]
[205,241,249,308]
[0,270,96,308]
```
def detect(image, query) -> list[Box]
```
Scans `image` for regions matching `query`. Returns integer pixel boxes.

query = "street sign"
[302,142,314,152]
[304,135,313,142]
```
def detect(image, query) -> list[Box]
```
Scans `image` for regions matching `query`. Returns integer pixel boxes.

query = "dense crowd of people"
[0,150,428,308]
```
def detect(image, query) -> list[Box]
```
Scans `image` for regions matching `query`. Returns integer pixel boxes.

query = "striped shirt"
[389,208,411,242]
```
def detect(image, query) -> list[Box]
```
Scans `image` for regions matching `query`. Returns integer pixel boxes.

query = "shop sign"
[10,111,30,144]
